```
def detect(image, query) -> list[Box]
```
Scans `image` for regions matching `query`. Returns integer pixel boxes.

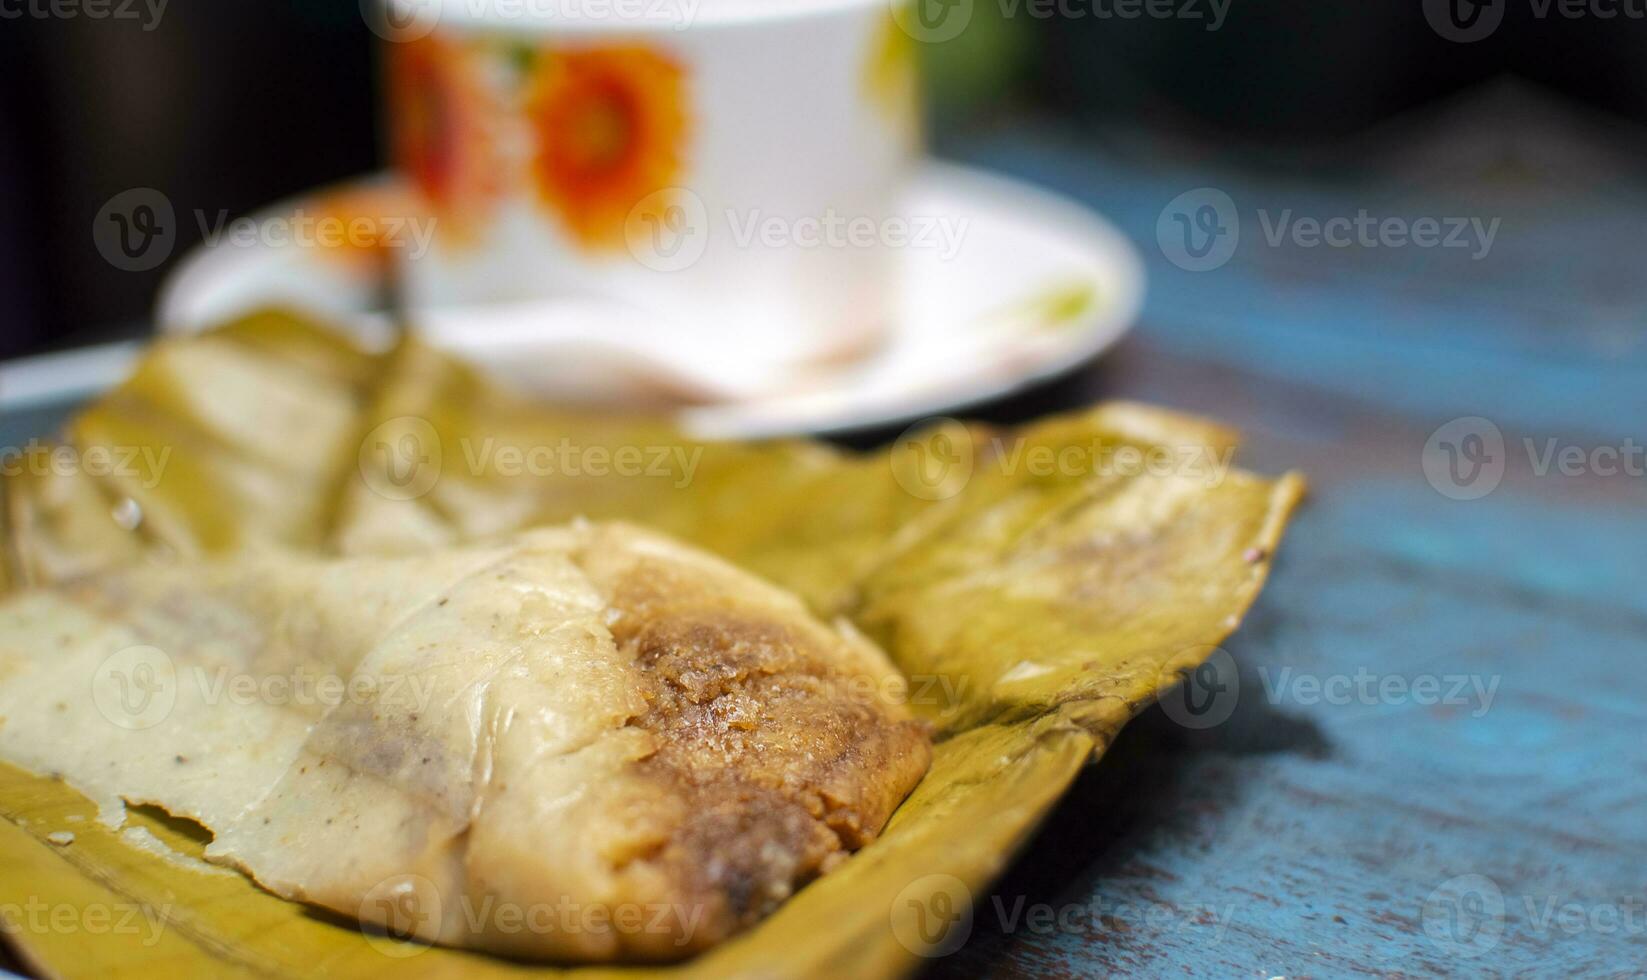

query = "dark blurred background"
[2,0,1645,359]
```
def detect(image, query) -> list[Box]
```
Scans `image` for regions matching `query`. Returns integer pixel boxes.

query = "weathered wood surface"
[917,122,1647,977]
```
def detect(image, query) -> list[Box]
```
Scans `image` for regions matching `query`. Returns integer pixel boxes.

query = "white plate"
[5,163,1143,438]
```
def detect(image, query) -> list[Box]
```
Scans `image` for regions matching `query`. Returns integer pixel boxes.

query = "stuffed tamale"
[0,521,931,962]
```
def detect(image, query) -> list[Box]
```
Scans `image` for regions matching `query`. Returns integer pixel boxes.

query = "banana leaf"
[0,310,1303,977]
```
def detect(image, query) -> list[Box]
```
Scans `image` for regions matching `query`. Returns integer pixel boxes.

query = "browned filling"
[603,559,932,951]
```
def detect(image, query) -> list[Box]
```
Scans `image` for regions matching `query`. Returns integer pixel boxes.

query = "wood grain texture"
[912,120,1647,977]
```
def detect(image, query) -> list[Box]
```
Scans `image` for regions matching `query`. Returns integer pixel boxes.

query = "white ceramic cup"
[374,0,922,368]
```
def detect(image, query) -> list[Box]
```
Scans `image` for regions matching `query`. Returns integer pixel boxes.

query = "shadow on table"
[925,620,1330,978]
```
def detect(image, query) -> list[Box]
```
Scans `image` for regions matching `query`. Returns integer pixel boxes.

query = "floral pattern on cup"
[525,46,689,251]
[384,35,688,255]
[385,34,507,248]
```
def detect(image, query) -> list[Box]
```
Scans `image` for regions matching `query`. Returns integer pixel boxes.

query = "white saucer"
[153,162,1144,437]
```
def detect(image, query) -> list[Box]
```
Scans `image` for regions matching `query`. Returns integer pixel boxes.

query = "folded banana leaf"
[0,311,1303,978]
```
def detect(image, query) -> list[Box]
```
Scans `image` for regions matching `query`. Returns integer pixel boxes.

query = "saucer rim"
[151,160,1146,438]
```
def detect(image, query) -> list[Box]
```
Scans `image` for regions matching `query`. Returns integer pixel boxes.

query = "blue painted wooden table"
[916,116,1647,976]
[3,110,1643,977]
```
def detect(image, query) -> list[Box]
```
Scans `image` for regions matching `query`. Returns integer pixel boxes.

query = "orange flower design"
[385,35,505,246]
[525,46,689,251]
